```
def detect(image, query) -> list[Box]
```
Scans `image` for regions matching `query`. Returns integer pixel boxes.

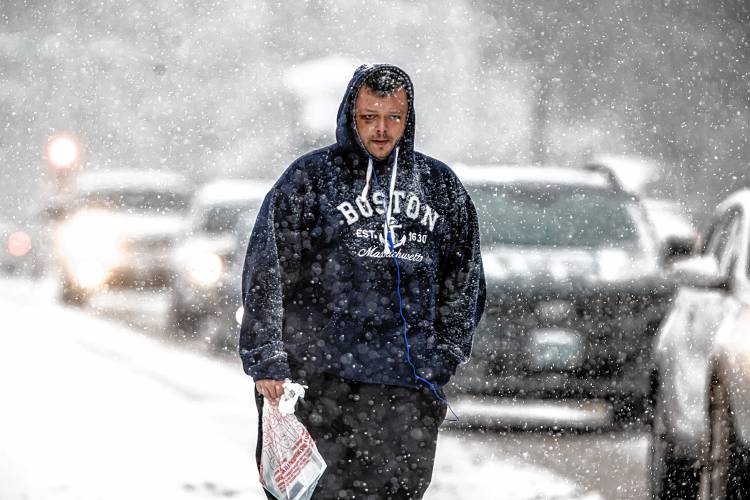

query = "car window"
[703,212,732,259]
[237,209,260,235]
[720,216,742,275]
[194,204,257,235]
[199,206,244,234]
[470,184,645,249]
[704,209,742,275]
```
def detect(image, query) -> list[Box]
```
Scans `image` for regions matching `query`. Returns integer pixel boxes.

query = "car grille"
[471,290,668,379]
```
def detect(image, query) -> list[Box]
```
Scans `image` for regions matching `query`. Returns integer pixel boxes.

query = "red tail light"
[8,231,32,257]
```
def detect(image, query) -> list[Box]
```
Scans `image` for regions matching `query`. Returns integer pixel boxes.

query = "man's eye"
[362,115,375,120]
[390,115,402,121]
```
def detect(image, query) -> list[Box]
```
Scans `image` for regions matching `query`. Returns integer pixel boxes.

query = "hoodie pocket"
[410,328,460,387]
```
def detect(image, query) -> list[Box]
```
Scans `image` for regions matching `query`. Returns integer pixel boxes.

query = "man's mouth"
[372,139,390,146]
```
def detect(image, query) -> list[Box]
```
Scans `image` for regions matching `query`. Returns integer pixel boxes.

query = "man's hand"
[255,379,285,405]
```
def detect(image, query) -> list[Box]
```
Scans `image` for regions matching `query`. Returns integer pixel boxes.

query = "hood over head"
[335,63,416,162]
[335,64,418,255]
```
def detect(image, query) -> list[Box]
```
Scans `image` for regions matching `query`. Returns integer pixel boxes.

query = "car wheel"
[167,304,200,341]
[198,314,222,349]
[613,393,653,429]
[60,275,87,306]
[705,379,750,499]
[649,380,700,499]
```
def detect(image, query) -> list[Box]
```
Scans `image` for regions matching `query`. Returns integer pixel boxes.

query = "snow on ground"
[431,439,602,499]
[0,279,264,500]
[0,277,604,499]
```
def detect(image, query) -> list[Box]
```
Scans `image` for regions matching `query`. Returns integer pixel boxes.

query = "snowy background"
[2,0,750,221]
[2,1,749,498]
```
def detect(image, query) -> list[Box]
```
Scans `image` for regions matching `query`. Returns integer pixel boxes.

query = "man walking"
[240,64,485,499]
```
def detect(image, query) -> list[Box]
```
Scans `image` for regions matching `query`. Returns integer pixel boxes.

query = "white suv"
[53,170,191,305]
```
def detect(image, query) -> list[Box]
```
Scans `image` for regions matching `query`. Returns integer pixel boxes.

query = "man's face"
[354,86,408,160]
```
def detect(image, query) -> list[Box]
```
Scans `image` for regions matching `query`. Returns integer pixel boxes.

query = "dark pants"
[255,372,446,500]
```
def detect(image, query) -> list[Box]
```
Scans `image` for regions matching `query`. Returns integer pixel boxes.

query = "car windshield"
[197,204,251,234]
[82,189,188,214]
[470,184,643,248]
[236,208,260,235]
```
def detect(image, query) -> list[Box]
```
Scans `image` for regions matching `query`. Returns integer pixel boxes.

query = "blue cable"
[371,164,459,422]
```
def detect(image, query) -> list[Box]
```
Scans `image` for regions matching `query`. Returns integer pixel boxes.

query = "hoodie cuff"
[417,349,461,387]
[240,343,292,381]
[437,342,466,367]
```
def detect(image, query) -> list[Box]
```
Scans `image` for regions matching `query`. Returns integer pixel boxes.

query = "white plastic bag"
[259,381,326,500]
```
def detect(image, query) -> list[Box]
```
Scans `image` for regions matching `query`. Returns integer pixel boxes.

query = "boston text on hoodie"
[239,64,486,390]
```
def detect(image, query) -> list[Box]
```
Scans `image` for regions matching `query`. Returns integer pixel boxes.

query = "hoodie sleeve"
[238,184,301,381]
[428,186,486,384]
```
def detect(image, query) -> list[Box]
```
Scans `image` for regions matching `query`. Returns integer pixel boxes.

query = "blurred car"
[447,165,677,425]
[168,179,269,350]
[0,218,45,278]
[649,190,750,499]
[53,169,191,305]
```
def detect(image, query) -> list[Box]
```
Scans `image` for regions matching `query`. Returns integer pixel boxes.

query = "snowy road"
[0,278,647,499]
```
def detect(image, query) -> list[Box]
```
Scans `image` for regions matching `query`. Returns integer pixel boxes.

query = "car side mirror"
[661,235,695,266]
[667,255,727,289]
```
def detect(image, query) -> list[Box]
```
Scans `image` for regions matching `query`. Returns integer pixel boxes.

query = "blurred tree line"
[1,0,748,222]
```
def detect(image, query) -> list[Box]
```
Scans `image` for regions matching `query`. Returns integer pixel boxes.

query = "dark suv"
[447,165,676,424]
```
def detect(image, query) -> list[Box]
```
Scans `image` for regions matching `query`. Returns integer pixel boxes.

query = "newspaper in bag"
[259,381,326,500]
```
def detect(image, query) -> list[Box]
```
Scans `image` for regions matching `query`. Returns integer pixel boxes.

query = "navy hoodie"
[239,64,485,389]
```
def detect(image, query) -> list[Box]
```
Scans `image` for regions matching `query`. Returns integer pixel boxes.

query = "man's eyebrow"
[357,107,406,114]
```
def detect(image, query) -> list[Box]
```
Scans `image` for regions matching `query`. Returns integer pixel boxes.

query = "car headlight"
[187,251,223,286]
[597,248,656,282]
[597,249,630,281]
[57,212,123,288]
[482,254,509,280]
[235,306,244,326]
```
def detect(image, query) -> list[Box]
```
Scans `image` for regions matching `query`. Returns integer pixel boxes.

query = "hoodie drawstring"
[384,147,399,254]
[360,147,400,255]
[360,157,373,200]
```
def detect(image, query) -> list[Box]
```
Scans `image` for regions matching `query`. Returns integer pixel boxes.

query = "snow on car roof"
[584,154,661,194]
[452,164,614,189]
[718,189,750,212]
[194,179,271,206]
[76,170,190,194]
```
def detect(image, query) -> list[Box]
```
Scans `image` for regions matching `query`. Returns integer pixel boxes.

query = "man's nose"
[375,117,388,134]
